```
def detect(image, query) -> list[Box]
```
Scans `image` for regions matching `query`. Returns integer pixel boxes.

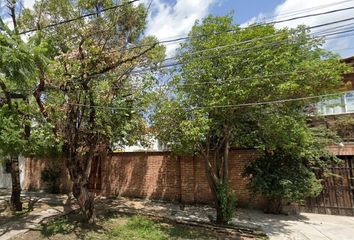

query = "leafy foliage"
[18,0,166,221]
[0,15,59,159]
[152,14,349,218]
[244,152,323,203]
[215,182,237,223]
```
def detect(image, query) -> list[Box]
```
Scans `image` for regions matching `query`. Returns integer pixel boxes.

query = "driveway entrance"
[237,209,354,240]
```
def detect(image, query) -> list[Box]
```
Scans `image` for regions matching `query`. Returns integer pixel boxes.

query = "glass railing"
[316,91,354,115]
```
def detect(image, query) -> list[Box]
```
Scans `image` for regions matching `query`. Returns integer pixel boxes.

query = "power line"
[5,60,353,94]
[3,23,352,95]
[258,0,354,23]
[66,91,348,111]
[18,2,354,50]
[105,6,354,57]
[152,5,354,47]
[91,26,354,80]
[3,13,354,94]
[95,16,354,70]
[162,65,354,88]
[12,2,354,82]
[19,0,140,35]
[259,5,354,26]
[146,2,354,46]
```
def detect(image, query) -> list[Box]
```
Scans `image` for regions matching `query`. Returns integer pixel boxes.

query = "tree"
[0,1,59,211]
[243,108,340,213]
[19,0,165,222]
[151,15,349,223]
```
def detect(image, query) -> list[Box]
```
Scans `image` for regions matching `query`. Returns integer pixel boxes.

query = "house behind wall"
[0,156,26,189]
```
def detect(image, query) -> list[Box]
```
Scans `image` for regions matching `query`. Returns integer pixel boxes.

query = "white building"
[0,157,26,189]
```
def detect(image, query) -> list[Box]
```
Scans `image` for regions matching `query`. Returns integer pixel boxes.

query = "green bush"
[244,152,323,213]
[41,165,62,194]
[215,181,237,223]
[41,217,74,236]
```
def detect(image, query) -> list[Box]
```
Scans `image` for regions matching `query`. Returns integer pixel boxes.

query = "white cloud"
[272,0,354,57]
[23,0,36,10]
[145,0,215,56]
[240,12,266,28]
[15,0,215,57]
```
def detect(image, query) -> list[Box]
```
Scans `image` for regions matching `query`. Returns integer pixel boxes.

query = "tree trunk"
[216,204,228,225]
[202,133,233,224]
[223,133,230,182]
[65,151,96,223]
[203,154,229,224]
[72,181,95,223]
[10,155,22,211]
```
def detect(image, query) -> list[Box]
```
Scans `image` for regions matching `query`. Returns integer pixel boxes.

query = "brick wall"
[23,157,72,193]
[101,152,181,201]
[23,149,264,207]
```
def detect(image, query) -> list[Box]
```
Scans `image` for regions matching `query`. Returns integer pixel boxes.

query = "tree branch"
[7,0,17,32]
[33,66,48,118]
[0,79,12,107]
[69,43,157,83]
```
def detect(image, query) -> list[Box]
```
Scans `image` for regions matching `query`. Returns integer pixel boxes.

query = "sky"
[1,0,354,57]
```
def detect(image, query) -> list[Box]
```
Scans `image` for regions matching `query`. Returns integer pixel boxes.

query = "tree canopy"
[152,14,350,220]
[4,0,166,221]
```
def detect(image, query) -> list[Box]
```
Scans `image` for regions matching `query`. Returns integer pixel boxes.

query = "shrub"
[215,181,237,223]
[41,165,62,194]
[244,152,323,214]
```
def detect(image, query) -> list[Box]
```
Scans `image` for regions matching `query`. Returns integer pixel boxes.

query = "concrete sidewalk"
[0,192,76,240]
[98,197,354,240]
[1,191,354,240]
[235,209,354,240]
[0,208,67,240]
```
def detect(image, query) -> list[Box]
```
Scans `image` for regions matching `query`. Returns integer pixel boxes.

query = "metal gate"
[301,156,354,216]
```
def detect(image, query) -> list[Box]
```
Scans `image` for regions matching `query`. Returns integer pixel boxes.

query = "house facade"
[302,56,354,215]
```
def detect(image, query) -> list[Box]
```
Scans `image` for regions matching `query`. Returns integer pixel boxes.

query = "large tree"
[151,15,349,223]
[0,1,58,211]
[19,0,165,222]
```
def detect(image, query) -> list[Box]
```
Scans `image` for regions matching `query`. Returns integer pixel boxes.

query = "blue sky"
[211,0,284,24]
[1,0,354,57]
[141,0,354,57]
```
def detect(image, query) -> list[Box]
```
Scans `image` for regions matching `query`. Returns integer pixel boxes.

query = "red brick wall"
[101,149,265,207]
[23,149,264,207]
[23,158,72,193]
[101,152,181,201]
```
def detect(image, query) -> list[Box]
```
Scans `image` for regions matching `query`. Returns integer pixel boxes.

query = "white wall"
[121,138,168,152]
[0,156,25,189]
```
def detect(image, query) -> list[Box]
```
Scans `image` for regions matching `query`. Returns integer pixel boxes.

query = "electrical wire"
[19,0,140,34]
[65,91,348,111]
[258,0,354,23]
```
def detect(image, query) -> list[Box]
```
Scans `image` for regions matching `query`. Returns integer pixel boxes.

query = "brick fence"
[23,149,266,208]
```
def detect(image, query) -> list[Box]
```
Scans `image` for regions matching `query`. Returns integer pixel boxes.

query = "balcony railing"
[317,91,354,116]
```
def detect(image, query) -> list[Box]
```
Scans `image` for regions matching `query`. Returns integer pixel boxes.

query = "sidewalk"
[236,209,354,240]
[2,192,354,240]
[0,192,76,240]
[97,197,354,240]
